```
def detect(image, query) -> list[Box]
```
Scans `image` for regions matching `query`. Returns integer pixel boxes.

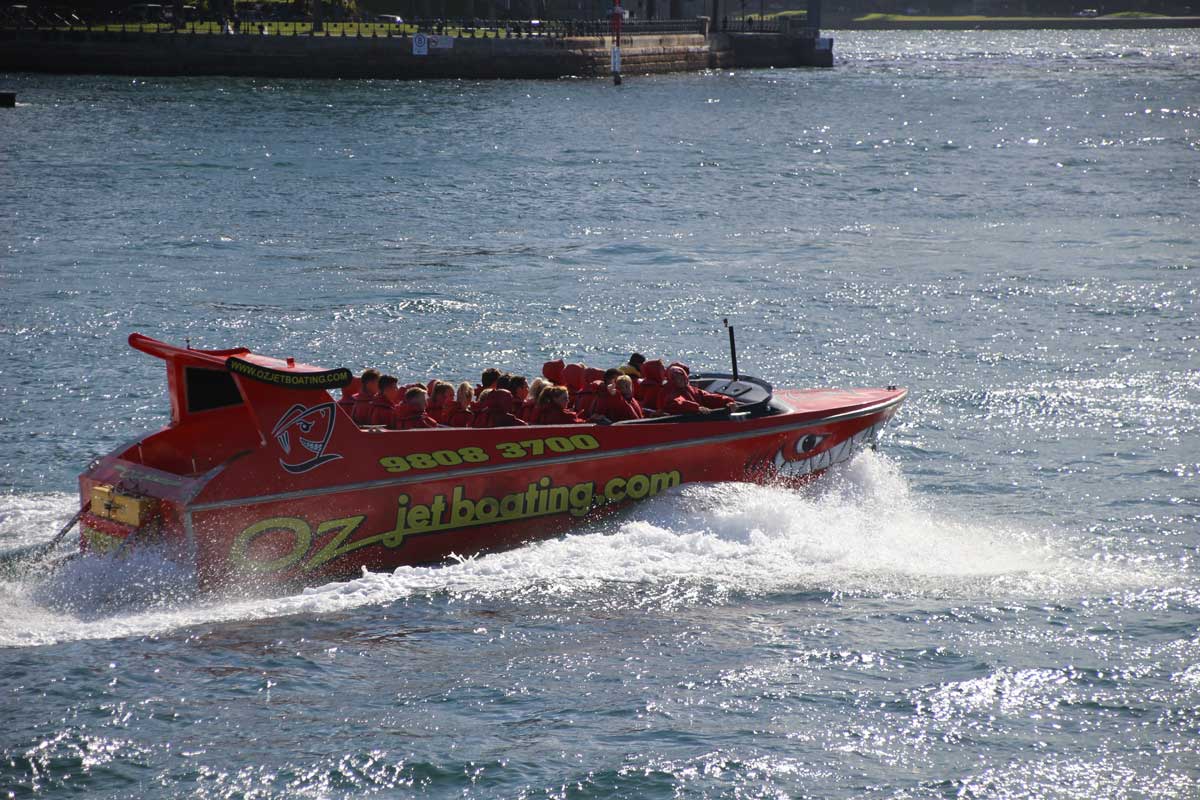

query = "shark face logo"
[271,402,341,474]
[770,423,881,479]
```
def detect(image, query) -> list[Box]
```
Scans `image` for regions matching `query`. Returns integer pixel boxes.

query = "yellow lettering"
[230,517,312,573]
[605,476,627,502]
[303,515,369,572]
[231,470,686,575]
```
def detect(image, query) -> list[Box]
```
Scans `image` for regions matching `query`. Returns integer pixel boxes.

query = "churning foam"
[0,453,1171,648]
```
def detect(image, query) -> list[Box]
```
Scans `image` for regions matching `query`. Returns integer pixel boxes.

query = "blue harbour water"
[1,29,1198,797]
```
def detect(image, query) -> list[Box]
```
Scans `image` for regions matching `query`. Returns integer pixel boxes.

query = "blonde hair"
[528,377,548,403]
[614,374,633,392]
[540,385,569,406]
[456,381,473,405]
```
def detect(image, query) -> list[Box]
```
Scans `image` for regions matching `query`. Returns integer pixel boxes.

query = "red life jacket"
[638,360,666,410]
[368,394,398,426]
[472,389,528,428]
[560,363,585,399]
[390,406,438,430]
[594,389,644,422]
[469,394,490,428]
[520,397,539,423]
[352,391,379,425]
[659,377,729,415]
[427,395,450,424]
[542,359,565,384]
[574,378,605,416]
[533,404,585,425]
[445,401,472,428]
[337,378,361,417]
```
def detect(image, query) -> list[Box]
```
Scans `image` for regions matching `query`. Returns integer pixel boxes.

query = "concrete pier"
[0,27,832,80]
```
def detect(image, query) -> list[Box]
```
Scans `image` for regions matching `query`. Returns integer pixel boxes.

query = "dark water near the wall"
[1,30,1198,798]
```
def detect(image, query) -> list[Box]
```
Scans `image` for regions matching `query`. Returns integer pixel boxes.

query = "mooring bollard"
[0,92,16,108]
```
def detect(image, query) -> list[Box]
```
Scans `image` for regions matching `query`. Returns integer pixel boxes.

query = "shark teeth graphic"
[771,423,881,478]
[271,401,342,475]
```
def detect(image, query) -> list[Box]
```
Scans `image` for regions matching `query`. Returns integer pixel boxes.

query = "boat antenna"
[723,318,739,381]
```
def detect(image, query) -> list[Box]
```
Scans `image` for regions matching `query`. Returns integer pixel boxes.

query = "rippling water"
[2,30,1198,798]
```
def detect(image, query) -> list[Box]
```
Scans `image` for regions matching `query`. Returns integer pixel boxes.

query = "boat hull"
[76,335,906,590]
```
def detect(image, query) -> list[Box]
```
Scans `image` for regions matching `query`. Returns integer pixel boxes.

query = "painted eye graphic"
[796,434,825,454]
[298,420,314,433]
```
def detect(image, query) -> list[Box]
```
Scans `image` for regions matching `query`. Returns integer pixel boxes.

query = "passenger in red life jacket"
[560,363,585,402]
[594,374,644,422]
[618,352,646,379]
[472,389,528,428]
[533,386,586,425]
[427,381,455,425]
[659,365,735,416]
[637,359,666,410]
[470,388,493,428]
[368,375,401,426]
[523,378,548,423]
[510,375,529,406]
[337,376,362,417]
[390,386,439,430]
[542,359,565,386]
[574,367,609,415]
[476,368,501,400]
[445,382,475,428]
[350,369,382,425]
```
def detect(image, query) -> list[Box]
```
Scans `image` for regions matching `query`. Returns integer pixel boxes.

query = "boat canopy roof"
[129,333,334,376]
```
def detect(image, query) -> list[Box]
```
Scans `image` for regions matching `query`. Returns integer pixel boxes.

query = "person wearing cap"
[659,365,736,415]
[618,352,646,378]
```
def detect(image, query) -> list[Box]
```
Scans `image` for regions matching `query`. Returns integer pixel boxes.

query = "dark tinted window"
[186,367,244,413]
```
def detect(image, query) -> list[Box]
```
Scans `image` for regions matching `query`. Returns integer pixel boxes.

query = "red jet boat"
[74,334,907,590]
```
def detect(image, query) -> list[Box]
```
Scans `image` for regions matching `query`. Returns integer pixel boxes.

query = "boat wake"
[0,453,1173,648]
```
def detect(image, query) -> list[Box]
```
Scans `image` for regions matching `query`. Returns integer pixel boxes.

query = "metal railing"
[717,15,796,32]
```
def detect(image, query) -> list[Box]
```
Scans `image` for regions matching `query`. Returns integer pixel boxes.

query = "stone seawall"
[0,29,832,79]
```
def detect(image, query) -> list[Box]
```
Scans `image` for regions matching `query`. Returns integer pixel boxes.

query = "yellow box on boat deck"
[90,484,156,528]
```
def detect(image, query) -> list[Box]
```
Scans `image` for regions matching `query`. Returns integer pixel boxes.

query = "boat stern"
[77,453,207,562]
